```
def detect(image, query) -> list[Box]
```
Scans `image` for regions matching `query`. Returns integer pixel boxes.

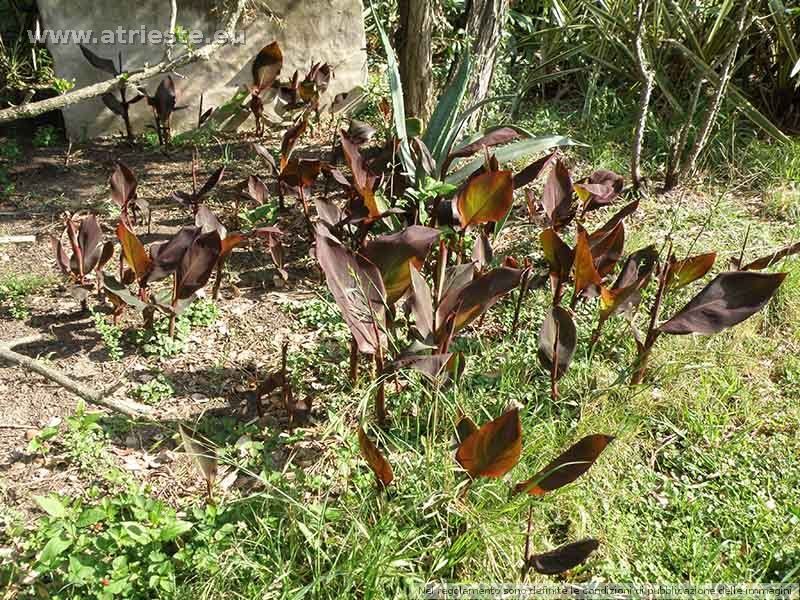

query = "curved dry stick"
[0,334,153,419]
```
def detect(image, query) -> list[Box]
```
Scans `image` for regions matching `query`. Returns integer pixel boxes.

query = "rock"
[38,0,367,139]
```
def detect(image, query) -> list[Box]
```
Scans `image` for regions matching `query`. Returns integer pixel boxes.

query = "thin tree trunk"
[464,0,509,130]
[0,0,248,124]
[396,0,434,122]
[631,0,654,191]
[682,0,751,180]
[665,78,704,191]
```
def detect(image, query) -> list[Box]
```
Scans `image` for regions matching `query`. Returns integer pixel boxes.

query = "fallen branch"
[0,235,36,244]
[0,334,154,420]
[0,0,248,125]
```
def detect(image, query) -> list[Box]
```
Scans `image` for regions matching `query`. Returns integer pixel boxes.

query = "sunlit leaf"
[437,267,522,333]
[456,408,522,478]
[573,226,602,299]
[456,170,514,228]
[737,242,800,271]
[117,221,150,280]
[363,226,440,303]
[280,118,308,170]
[537,306,576,380]
[666,252,716,289]
[357,425,393,487]
[252,41,283,92]
[514,434,613,496]
[658,271,786,335]
[574,169,623,212]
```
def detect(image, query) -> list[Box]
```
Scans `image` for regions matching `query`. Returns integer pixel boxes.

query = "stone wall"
[37,0,367,139]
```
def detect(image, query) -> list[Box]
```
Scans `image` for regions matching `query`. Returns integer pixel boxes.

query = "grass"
[2,94,800,599]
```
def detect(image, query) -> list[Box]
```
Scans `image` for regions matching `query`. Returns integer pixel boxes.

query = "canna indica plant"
[525,158,787,386]
[171,153,225,215]
[249,42,283,136]
[79,45,145,143]
[139,76,186,145]
[111,221,221,335]
[451,407,612,576]
[53,213,114,306]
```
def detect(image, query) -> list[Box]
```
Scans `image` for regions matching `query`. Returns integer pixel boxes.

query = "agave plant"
[79,45,145,143]
[370,6,577,189]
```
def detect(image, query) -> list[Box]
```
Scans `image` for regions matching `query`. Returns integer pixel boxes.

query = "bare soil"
[0,128,338,514]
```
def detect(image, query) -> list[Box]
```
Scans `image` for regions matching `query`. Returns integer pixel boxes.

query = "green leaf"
[121,522,153,545]
[769,0,799,66]
[34,495,67,518]
[38,535,72,565]
[369,0,415,182]
[159,520,194,542]
[68,555,96,583]
[670,40,790,143]
[445,135,582,185]
[76,507,106,528]
[423,52,472,165]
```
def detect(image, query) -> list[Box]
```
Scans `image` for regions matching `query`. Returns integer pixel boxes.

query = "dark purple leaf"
[437,267,522,334]
[528,539,600,575]
[658,271,786,335]
[513,152,557,190]
[362,226,440,303]
[175,232,222,300]
[314,227,386,354]
[196,167,225,200]
[537,306,576,380]
[79,44,118,76]
[541,159,574,230]
[737,242,800,271]
[110,162,137,210]
[442,127,523,175]
[101,93,124,116]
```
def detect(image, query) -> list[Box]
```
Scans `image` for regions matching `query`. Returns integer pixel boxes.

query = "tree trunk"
[631,0,654,192]
[464,0,509,130]
[396,0,434,123]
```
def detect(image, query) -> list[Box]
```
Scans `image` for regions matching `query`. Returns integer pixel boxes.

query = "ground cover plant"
[1,4,800,599]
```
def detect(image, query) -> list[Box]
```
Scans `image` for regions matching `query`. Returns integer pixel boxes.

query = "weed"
[0,274,50,319]
[32,125,58,148]
[90,310,123,360]
[0,139,21,161]
[131,374,175,405]
[132,316,191,359]
[184,298,219,327]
